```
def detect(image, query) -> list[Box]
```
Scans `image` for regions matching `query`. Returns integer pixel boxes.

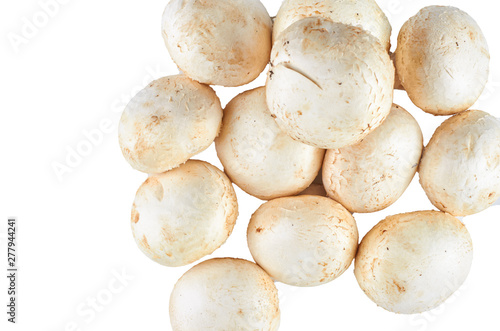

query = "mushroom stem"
[390,52,404,90]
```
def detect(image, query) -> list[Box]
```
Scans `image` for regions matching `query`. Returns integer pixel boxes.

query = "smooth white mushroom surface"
[215,87,325,200]
[118,75,222,174]
[355,210,473,314]
[266,18,394,149]
[323,104,423,213]
[131,160,238,267]
[273,0,392,51]
[162,0,272,87]
[247,195,358,287]
[395,6,489,115]
[419,110,500,216]
[170,258,280,331]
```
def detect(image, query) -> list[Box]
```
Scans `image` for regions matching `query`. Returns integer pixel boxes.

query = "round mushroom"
[419,110,500,216]
[266,18,394,149]
[131,160,238,267]
[395,6,489,115]
[323,104,423,213]
[162,0,272,87]
[273,0,392,51]
[215,87,325,200]
[170,258,280,331]
[247,195,358,287]
[118,75,222,174]
[354,210,473,314]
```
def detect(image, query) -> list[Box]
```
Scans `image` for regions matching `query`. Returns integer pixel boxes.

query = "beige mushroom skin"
[323,104,423,213]
[355,211,473,314]
[395,6,489,115]
[267,18,394,149]
[170,258,280,331]
[118,75,222,174]
[273,0,392,51]
[419,110,500,216]
[215,87,324,200]
[131,160,238,267]
[247,195,358,287]
[162,0,272,87]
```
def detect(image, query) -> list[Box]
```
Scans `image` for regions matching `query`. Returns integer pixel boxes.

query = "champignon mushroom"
[170,258,280,331]
[395,6,489,115]
[162,0,272,87]
[247,195,358,287]
[215,87,325,200]
[323,104,423,213]
[266,17,394,149]
[419,110,500,216]
[118,75,222,174]
[354,210,473,314]
[273,0,392,51]
[131,160,238,267]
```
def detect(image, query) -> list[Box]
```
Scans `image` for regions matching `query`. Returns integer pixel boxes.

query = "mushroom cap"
[162,0,272,87]
[215,87,325,200]
[266,18,394,149]
[395,6,489,115]
[131,160,238,267]
[118,75,222,174]
[323,104,423,213]
[247,195,358,287]
[273,0,391,51]
[419,110,500,216]
[170,258,280,331]
[354,210,473,314]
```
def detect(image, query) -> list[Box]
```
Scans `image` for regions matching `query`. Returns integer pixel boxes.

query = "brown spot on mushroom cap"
[131,204,140,224]
[392,280,406,293]
[144,176,164,201]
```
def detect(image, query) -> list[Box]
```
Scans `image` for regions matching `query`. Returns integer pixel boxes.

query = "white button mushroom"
[247,195,358,287]
[355,210,473,314]
[395,6,489,115]
[215,87,325,200]
[266,17,394,149]
[170,258,280,331]
[419,110,500,216]
[273,0,392,51]
[162,0,272,87]
[131,160,238,267]
[119,75,222,174]
[323,104,423,213]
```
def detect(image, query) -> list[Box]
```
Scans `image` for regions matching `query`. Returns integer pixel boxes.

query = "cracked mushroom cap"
[131,160,238,267]
[323,104,423,213]
[395,6,489,115]
[419,110,500,216]
[170,258,280,331]
[266,18,394,149]
[273,0,391,51]
[247,195,358,287]
[118,75,222,174]
[215,87,325,200]
[355,211,473,314]
[162,0,272,87]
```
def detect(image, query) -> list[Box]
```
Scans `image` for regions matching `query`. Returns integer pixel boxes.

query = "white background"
[1,0,499,330]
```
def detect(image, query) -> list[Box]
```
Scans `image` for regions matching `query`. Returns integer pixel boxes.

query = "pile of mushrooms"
[118,0,500,329]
